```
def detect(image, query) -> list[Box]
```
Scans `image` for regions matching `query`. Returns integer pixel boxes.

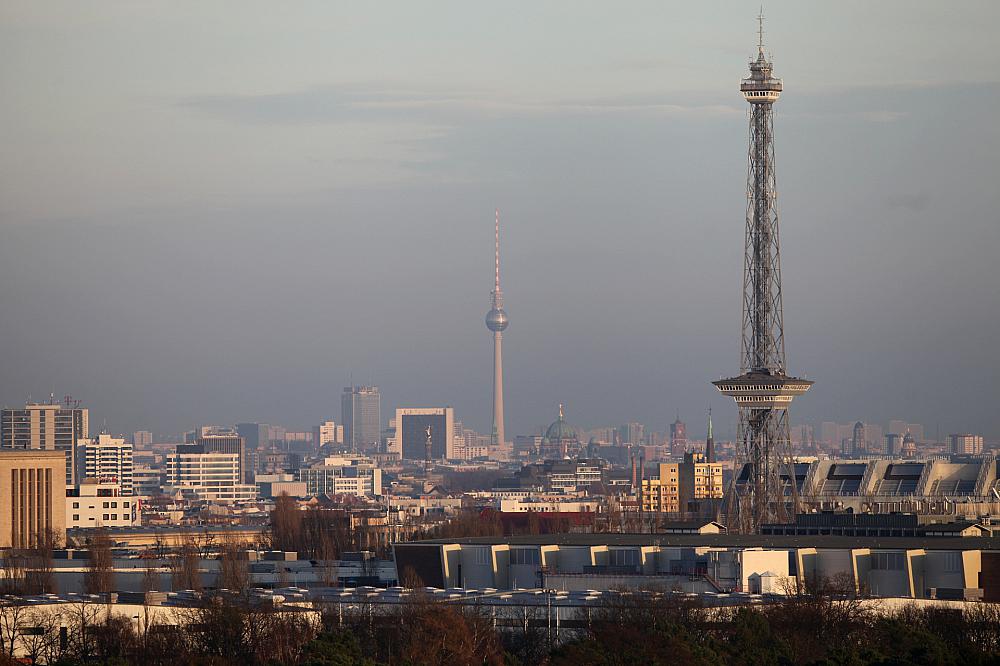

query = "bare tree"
[83,529,116,595]
[25,528,60,594]
[0,551,26,595]
[270,493,302,553]
[170,539,203,592]
[217,538,251,594]
[0,600,29,661]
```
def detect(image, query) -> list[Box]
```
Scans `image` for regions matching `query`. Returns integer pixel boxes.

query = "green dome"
[545,404,579,442]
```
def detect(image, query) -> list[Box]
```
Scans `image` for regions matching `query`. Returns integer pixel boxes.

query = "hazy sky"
[1,2,998,441]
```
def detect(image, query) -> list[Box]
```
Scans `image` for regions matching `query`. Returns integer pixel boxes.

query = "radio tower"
[713,14,812,533]
[485,209,509,450]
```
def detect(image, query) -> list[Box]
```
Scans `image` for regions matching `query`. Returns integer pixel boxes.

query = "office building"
[236,422,269,452]
[66,480,139,528]
[132,465,163,497]
[2,401,89,484]
[132,430,153,447]
[885,433,901,456]
[178,429,249,483]
[76,433,134,496]
[299,456,382,497]
[951,434,984,456]
[393,408,455,461]
[0,450,67,548]
[342,386,381,452]
[618,422,645,446]
[165,451,257,503]
[313,421,338,449]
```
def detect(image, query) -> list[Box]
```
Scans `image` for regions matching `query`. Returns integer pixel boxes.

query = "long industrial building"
[743,456,1000,514]
[395,531,997,601]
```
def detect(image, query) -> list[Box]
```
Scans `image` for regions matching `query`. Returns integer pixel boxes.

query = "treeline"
[7,591,1000,665]
[270,494,375,559]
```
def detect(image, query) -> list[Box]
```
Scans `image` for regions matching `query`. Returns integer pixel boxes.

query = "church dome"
[544,404,579,442]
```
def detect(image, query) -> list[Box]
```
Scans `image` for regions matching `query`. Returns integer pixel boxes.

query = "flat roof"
[409,533,1000,551]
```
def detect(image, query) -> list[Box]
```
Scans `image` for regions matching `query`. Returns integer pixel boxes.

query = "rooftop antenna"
[757,7,765,54]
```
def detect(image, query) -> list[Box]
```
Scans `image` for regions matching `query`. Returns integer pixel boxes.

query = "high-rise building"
[178,429,249,483]
[819,422,838,446]
[165,451,257,503]
[393,408,455,461]
[849,421,866,457]
[132,430,153,447]
[485,209,510,449]
[76,433,134,496]
[884,433,901,456]
[342,386,381,452]
[0,450,67,548]
[670,419,687,455]
[713,18,813,532]
[236,423,269,452]
[1,401,89,485]
[313,421,338,449]
[618,422,645,446]
[951,434,984,456]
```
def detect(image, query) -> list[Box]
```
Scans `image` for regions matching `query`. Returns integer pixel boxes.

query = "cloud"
[179,85,743,125]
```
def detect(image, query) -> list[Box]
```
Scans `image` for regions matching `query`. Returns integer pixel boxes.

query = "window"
[123,502,130,508]
[871,552,905,570]
[72,502,80,509]
[111,502,118,508]
[510,549,540,566]
[610,550,639,568]
[111,514,118,520]
[942,552,963,573]
[102,502,110,509]
[72,514,79,521]
[102,514,109,521]
[473,547,490,566]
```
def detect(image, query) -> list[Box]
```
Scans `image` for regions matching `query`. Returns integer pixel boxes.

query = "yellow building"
[0,450,67,548]
[641,452,723,514]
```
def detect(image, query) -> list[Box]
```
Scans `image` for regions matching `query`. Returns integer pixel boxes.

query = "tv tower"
[713,15,812,533]
[485,209,509,449]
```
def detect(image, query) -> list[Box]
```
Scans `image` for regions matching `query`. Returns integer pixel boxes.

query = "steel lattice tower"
[485,209,509,449]
[713,16,812,533]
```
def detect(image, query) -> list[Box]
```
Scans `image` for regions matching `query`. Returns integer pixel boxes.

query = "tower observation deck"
[713,17,812,533]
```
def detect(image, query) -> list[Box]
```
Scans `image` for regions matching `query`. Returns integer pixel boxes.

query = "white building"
[391,408,455,460]
[313,421,339,448]
[165,451,257,503]
[299,456,382,497]
[132,465,163,497]
[66,480,140,528]
[76,433,134,496]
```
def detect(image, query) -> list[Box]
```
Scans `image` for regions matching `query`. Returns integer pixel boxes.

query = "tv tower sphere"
[485,307,508,331]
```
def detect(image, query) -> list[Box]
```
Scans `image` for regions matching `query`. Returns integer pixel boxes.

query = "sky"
[1,1,998,441]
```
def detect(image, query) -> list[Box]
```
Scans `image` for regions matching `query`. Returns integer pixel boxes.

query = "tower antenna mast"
[713,16,812,533]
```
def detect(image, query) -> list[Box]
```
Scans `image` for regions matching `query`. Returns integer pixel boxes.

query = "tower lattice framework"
[714,17,812,534]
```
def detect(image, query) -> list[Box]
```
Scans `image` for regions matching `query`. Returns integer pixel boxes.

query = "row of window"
[71,514,125,522]
[71,501,130,509]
